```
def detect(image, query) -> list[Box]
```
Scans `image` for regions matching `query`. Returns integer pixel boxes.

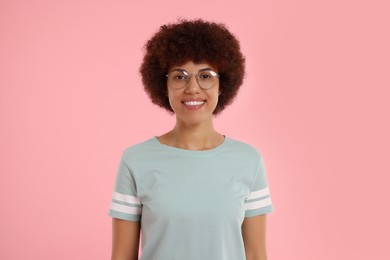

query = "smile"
[181,99,206,110]
[184,101,205,106]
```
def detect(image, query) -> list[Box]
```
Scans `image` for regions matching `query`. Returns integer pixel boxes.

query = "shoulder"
[225,136,263,163]
[120,137,159,163]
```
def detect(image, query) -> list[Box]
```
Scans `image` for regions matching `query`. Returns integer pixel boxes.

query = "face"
[166,61,220,126]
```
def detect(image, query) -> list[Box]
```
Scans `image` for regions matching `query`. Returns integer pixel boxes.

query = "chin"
[176,113,213,126]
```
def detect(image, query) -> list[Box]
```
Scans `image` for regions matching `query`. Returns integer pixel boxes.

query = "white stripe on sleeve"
[112,192,141,205]
[110,201,142,215]
[245,197,272,210]
[247,187,270,201]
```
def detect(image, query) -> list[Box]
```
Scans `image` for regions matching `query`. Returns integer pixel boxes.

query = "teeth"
[184,101,205,106]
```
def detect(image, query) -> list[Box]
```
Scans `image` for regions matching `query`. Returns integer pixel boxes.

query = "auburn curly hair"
[139,19,245,115]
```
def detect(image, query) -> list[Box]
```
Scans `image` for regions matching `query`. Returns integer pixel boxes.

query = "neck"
[161,117,224,151]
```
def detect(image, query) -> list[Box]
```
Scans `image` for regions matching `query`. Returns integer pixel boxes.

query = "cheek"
[210,95,219,109]
[167,92,181,112]
[167,95,174,111]
[209,89,220,108]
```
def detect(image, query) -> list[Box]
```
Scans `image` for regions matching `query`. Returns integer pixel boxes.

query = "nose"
[184,74,201,94]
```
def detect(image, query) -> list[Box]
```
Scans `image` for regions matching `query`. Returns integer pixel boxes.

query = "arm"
[111,218,141,260]
[242,214,268,260]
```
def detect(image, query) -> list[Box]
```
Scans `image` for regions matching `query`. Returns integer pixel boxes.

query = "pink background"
[1,0,389,259]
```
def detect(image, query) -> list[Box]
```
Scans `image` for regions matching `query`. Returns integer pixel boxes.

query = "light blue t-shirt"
[109,136,273,260]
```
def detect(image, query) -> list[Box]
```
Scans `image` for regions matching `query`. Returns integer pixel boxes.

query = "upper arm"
[111,218,141,260]
[109,154,143,259]
[242,214,268,260]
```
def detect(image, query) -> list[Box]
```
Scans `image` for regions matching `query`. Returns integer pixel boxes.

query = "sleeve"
[245,155,274,217]
[108,157,142,221]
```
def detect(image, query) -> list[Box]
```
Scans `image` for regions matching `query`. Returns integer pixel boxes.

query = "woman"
[109,19,273,260]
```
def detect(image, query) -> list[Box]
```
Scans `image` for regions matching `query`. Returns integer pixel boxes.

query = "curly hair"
[139,19,245,115]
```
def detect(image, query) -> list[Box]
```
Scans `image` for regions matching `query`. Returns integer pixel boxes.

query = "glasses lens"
[167,70,219,89]
[168,71,188,89]
[197,71,218,89]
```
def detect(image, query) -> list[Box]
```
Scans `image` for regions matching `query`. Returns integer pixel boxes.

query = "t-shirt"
[108,136,274,260]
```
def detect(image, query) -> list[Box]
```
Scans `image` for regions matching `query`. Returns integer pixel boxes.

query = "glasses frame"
[166,69,220,90]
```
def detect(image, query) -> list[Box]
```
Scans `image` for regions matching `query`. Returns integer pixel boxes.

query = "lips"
[184,100,205,106]
[182,99,206,110]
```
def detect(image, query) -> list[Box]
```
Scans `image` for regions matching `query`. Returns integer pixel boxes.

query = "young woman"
[109,19,274,260]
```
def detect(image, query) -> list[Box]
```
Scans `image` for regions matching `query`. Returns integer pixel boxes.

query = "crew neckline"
[152,135,229,156]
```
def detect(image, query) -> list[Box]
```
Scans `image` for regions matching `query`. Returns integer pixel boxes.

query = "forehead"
[169,60,217,72]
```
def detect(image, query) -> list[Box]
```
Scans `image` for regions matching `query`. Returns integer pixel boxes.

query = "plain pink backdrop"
[1,0,389,259]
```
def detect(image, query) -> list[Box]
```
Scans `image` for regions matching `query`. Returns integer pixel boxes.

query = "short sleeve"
[108,157,142,221]
[245,155,274,217]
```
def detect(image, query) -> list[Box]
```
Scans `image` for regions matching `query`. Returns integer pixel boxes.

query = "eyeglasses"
[166,69,220,90]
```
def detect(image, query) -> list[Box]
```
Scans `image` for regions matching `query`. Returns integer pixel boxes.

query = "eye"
[176,75,187,80]
[171,73,188,81]
[198,71,214,80]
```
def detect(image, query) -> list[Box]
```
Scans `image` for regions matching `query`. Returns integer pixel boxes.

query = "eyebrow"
[169,68,214,73]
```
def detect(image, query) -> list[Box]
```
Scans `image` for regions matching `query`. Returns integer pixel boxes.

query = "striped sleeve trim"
[110,201,142,215]
[245,187,272,211]
[110,192,142,216]
[247,187,270,200]
[245,197,272,210]
[112,192,141,205]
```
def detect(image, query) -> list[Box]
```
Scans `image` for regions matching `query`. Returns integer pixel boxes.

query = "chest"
[136,161,252,224]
